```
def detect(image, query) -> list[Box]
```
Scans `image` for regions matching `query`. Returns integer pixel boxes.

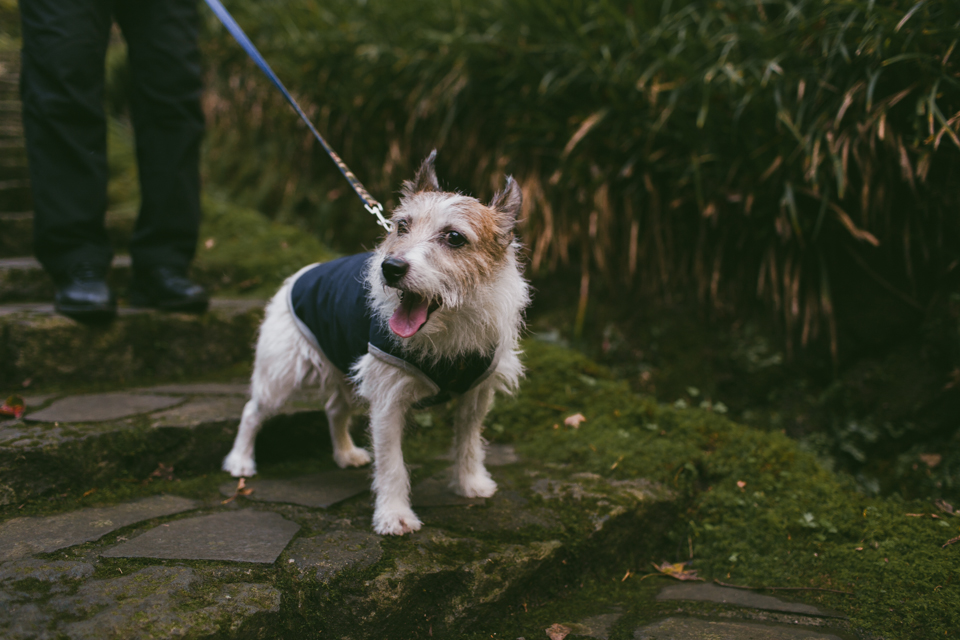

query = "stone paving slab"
[411,475,486,507]
[218,469,370,509]
[657,582,840,617]
[134,382,250,396]
[633,617,847,639]
[150,396,248,428]
[26,393,184,423]
[0,495,199,561]
[101,509,300,563]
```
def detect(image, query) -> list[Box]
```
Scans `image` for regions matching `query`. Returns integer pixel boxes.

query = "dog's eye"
[445,231,468,248]
[395,219,409,235]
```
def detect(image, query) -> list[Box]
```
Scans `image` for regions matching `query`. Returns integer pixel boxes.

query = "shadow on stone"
[219,469,370,509]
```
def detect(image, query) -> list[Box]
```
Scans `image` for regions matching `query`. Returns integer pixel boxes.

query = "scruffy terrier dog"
[222,151,529,535]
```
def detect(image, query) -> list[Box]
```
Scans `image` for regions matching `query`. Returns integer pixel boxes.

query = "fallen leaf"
[943,535,960,549]
[652,560,703,581]
[0,395,25,419]
[545,623,571,640]
[204,237,216,249]
[935,499,954,515]
[736,480,747,491]
[148,463,175,482]
[920,453,942,468]
[564,413,586,428]
[82,488,97,497]
[221,477,255,504]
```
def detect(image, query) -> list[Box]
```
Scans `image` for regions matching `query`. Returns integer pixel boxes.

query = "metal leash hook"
[365,203,393,233]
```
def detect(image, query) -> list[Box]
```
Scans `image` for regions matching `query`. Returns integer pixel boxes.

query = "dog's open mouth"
[389,290,441,338]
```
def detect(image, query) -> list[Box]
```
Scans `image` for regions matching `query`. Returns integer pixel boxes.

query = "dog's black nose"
[381,257,409,285]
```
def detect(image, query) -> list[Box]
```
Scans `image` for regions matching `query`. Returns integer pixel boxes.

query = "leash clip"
[365,203,394,233]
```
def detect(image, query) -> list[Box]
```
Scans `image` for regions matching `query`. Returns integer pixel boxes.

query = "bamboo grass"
[200,0,960,356]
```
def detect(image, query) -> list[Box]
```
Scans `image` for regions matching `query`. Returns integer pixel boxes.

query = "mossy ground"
[464,341,960,639]
[4,331,957,637]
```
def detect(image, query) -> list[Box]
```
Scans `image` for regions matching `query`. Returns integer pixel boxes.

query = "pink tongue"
[389,292,430,338]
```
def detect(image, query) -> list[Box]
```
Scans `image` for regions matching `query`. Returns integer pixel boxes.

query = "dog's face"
[370,150,523,342]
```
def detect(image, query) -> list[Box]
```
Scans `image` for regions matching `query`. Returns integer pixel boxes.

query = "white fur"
[222,177,529,536]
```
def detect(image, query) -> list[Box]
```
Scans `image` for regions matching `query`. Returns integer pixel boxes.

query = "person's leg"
[115,0,204,272]
[115,0,207,311]
[19,0,113,277]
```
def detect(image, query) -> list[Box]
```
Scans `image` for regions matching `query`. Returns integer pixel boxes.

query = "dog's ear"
[401,149,440,197]
[489,176,522,242]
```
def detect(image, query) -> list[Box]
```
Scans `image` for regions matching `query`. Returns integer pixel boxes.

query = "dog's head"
[369,150,527,354]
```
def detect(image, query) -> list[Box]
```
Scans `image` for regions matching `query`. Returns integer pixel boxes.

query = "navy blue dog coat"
[287,253,499,407]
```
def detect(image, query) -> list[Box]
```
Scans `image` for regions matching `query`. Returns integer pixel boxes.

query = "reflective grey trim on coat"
[286,265,345,376]
[367,343,442,396]
[368,343,503,401]
[471,347,502,390]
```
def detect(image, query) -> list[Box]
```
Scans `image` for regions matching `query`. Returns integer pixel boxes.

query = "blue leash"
[202,0,392,231]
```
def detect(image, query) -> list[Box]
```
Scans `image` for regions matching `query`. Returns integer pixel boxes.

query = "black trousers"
[19,0,204,277]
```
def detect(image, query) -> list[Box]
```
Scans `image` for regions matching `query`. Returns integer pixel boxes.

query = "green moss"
[483,340,960,638]
[193,194,337,299]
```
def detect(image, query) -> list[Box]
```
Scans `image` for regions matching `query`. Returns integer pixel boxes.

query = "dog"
[222,151,530,535]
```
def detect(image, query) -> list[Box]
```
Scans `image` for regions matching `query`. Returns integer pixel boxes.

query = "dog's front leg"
[450,383,498,499]
[368,396,422,535]
[356,356,422,536]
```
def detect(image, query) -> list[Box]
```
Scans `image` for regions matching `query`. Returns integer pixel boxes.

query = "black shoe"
[53,262,117,323]
[129,266,209,313]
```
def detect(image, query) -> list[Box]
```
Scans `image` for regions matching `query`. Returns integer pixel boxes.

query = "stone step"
[0,212,31,259]
[0,298,264,388]
[0,152,28,173]
[0,255,131,302]
[0,249,272,302]
[0,431,680,639]
[0,383,328,505]
[0,178,30,211]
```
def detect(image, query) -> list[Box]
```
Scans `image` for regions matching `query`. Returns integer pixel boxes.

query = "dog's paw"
[373,507,422,536]
[451,471,498,499]
[334,446,372,468]
[222,452,257,478]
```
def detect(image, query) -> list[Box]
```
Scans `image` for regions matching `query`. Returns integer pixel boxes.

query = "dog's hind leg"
[223,291,311,477]
[449,383,498,498]
[326,386,371,468]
